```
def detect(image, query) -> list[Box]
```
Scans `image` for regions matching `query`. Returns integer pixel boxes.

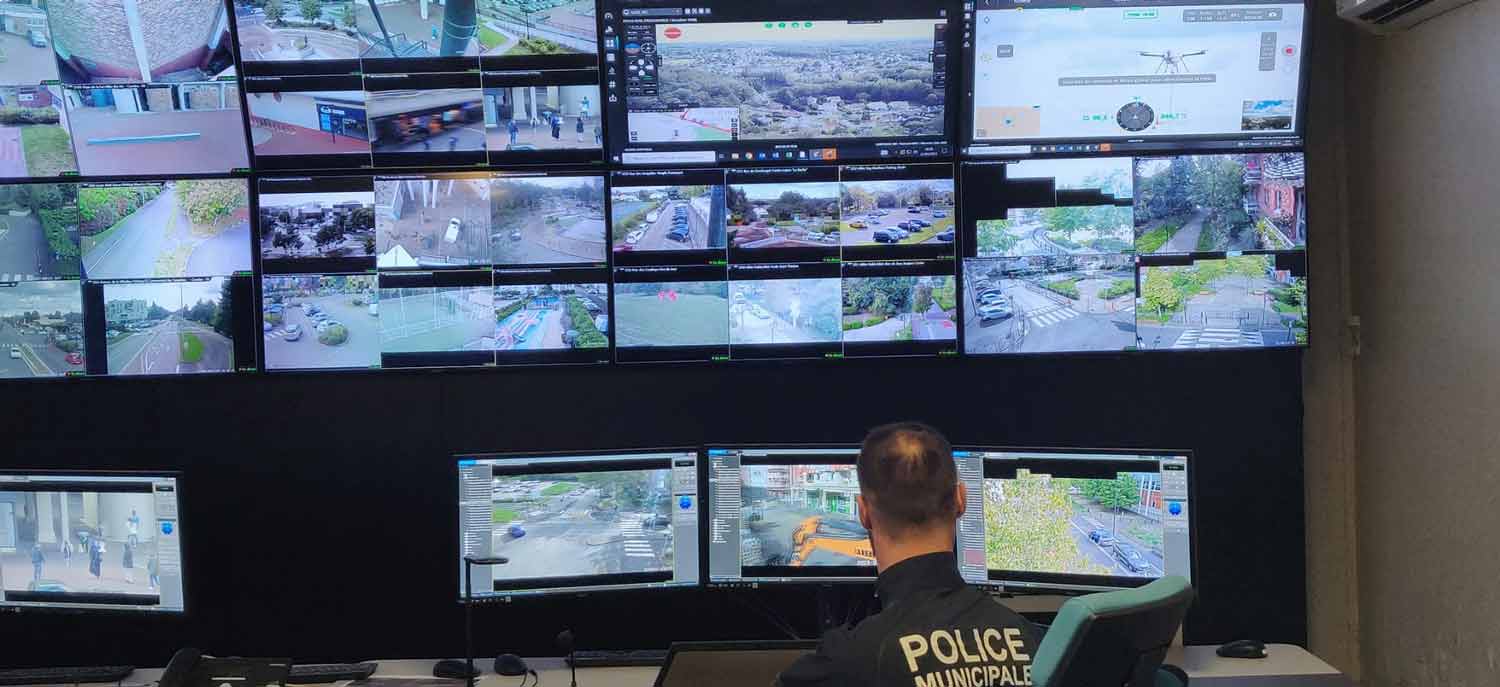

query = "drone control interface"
[602,0,958,166]
[963,0,1305,156]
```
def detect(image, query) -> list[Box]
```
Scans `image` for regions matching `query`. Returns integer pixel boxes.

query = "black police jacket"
[778,552,1044,687]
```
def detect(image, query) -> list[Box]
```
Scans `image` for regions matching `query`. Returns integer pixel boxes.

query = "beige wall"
[1341,0,1500,685]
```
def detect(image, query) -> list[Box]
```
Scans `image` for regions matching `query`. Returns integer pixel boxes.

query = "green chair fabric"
[1030,575,1195,687]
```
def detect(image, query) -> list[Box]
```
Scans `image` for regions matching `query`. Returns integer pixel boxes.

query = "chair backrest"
[1030,576,1195,687]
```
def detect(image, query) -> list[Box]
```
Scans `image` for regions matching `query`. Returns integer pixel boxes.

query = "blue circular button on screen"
[160,522,174,535]
[678,496,692,510]
[1168,502,1182,516]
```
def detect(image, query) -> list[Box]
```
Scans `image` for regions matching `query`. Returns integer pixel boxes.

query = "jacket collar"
[876,551,965,607]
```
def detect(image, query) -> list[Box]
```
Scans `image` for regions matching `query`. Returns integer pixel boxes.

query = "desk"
[35,646,1349,687]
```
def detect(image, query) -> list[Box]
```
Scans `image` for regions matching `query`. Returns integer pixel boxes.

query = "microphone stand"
[464,556,509,687]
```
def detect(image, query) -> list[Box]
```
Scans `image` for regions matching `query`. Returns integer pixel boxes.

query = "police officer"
[778,422,1044,687]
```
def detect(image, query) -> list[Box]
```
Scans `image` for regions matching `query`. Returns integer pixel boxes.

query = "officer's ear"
[857,494,873,533]
[953,481,968,519]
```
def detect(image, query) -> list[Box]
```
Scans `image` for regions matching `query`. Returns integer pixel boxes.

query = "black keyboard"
[287,663,378,684]
[0,666,134,686]
[568,650,668,668]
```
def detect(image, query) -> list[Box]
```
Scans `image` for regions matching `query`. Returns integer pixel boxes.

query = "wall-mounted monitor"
[962,0,1306,158]
[0,472,186,613]
[601,0,958,166]
[456,449,700,599]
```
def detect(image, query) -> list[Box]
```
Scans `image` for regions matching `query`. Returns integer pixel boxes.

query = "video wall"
[0,0,1309,379]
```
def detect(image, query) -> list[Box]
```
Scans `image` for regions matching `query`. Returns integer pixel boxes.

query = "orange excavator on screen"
[788,515,875,567]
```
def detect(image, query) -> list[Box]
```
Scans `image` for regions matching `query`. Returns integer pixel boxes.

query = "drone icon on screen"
[1139,49,1207,74]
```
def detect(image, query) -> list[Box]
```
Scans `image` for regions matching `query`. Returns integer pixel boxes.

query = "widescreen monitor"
[456,450,700,599]
[601,0,958,166]
[958,152,1308,354]
[703,446,878,585]
[952,448,1193,593]
[962,0,1306,157]
[0,472,186,613]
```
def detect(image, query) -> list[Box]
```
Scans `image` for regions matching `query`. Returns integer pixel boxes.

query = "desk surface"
[20,645,1348,687]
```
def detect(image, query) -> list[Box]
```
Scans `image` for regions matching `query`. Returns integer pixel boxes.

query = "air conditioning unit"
[1337,0,1480,33]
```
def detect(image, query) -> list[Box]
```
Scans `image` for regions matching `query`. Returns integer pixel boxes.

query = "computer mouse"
[432,659,481,679]
[493,654,529,677]
[1216,639,1268,659]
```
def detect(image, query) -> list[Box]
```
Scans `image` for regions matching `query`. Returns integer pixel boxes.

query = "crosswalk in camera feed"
[984,470,1165,579]
[1137,254,1306,349]
[0,280,85,379]
[488,471,675,582]
[738,465,873,569]
[969,0,1304,145]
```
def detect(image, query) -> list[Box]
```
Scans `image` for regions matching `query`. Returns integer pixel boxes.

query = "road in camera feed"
[842,277,957,343]
[264,291,380,370]
[81,184,250,280]
[489,473,672,581]
[1136,256,1306,350]
[490,178,606,264]
[0,281,84,378]
[107,317,232,375]
[964,257,1136,354]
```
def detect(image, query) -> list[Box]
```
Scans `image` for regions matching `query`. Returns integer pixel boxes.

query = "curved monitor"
[953,447,1194,593]
[456,449,700,599]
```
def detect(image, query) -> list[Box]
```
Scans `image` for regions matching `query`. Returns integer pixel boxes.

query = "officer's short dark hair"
[857,422,957,531]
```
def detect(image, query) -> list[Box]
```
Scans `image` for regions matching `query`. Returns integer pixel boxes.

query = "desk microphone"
[557,630,577,687]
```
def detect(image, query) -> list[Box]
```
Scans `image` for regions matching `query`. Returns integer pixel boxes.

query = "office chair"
[1030,575,1195,687]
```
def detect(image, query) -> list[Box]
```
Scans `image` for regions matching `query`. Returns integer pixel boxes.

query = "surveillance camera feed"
[102,278,238,376]
[0,280,85,379]
[79,180,252,281]
[603,0,956,164]
[705,447,876,585]
[0,472,185,612]
[457,451,699,598]
[43,0,248,175]
[262,274,381,371]
[490,175,607,266]
[960,153,1307,354]
[951,449,1192,592]
[966,0,1305,156]
[0,85,78,178]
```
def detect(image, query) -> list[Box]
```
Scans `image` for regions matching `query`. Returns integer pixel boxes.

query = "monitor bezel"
[699,443,879,588]
[0,469,187,615]
[452,446,701,602]
[959,0,1313,157]
[954,444,1197,595]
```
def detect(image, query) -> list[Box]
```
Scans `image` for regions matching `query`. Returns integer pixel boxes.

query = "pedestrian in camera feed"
[148,554,160,591]
[30,543,44,582]
[551,113,562,141]
[62,536,74,568]
[508,119,519,146]
[576,115,585,142]
[123,542,135,584]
